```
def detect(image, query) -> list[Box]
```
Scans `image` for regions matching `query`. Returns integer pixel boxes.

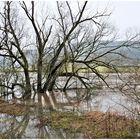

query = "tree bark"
[37,52,43,93]
[24,69,31,99]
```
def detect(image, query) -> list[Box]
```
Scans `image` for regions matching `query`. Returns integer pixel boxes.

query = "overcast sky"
[1,0,139,38]
[45,0,140,36]
[88,1,140,35]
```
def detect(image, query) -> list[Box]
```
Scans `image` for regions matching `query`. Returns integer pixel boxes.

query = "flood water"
[0,73,140,138]
[0,88,139,138]
[0,112,88,138]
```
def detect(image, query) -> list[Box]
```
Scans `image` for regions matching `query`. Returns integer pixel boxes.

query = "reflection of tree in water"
[0,89,91,138]
[0,113,29,138]
[31,88,93,112]
[0,98,86,139]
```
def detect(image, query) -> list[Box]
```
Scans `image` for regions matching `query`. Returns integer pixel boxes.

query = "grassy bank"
[0,99,29,116]
[59,65,140,73]
[41,111,140,138]
[1,65,140,73]
[94,66,140,73]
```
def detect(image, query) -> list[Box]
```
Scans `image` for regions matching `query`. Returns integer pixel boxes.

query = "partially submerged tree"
[0,1,139,109]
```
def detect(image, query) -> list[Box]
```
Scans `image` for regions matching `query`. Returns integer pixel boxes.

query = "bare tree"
[0,2,32,99]
[0,1,139,109]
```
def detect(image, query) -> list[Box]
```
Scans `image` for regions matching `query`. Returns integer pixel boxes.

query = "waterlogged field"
[0,105,140,138]
[0,72,140,138]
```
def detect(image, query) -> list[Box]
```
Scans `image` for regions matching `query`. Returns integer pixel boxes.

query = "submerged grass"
[41,111,140,138]
[0,99,139,138]
[0,99,29,116]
